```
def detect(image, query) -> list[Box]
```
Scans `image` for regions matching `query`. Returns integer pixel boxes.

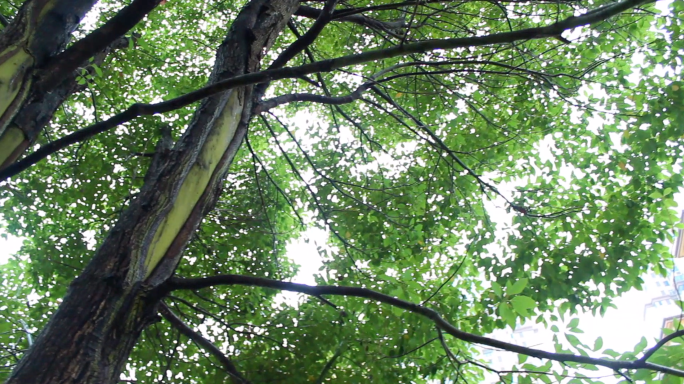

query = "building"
[643,211,684,337]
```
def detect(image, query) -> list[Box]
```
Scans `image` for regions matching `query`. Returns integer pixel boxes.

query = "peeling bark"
[0,0,97,135]
[0,36,133,170]
[0,0,158,169]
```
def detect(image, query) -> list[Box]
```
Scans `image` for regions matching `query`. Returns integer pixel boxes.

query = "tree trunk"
[5,0,299,382]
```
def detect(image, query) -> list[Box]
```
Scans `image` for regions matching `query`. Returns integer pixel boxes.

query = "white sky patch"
[0,232,22,264]
[274,227,329,306]
[286,227,327,285]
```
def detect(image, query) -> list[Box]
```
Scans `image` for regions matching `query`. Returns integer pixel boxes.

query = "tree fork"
[0,0,97,137]
[0,36,135,170]
[0,0,161,169]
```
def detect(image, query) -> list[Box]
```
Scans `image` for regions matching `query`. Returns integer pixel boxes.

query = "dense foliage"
[0,0,683,382]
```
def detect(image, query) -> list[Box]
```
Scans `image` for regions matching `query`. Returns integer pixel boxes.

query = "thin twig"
[159,302,252,384]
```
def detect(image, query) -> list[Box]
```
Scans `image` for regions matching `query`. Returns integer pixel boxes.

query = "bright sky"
[0,234,21,263]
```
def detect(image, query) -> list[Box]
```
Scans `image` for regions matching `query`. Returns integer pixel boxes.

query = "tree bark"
[5,0,299,383]
[0,36,133,170]
[0,0,97,136]
[0,0,161,170]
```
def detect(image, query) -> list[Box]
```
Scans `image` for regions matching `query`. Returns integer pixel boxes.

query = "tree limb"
[315,342,345,384]
[158,302,252,384]
[255,0,337,98]
[0,0,650,181]
[638,328,684,362]
[0,13,9,28]
[254,84,371,112]
[36,0,163,93]
[269,0,338,70]
[294,5,406,32]
[0,35,137,171]
[163,274,684,378]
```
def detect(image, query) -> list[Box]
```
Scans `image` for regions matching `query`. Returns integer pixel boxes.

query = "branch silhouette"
[0,0,650,181]
[164,273,684,378]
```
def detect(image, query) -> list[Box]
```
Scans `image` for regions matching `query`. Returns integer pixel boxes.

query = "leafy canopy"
[0,0,683,382]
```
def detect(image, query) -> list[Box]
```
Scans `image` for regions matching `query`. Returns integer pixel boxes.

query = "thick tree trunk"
[5,0,298,383]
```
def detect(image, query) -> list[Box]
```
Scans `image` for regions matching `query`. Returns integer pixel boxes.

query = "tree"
[0,0,682,382]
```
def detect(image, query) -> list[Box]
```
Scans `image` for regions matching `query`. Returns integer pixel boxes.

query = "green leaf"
[593,337,603,351]
[506,278,528,296]
[565,333,581,348]
[492,281,503,297]
[510,295,537,316]
[634,337,648,354]
[499,303,517,329]
[92,64,103,77]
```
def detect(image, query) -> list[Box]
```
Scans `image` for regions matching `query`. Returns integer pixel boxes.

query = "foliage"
[0,0,683,382]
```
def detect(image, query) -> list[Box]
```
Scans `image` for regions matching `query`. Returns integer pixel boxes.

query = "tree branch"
[294,5,406,32]
[158,302,252,384]
[638,328,684,362]
[36,0,163,93]
[269,0,338,70]
[255,57,565,118]
[0,12,9,28]
[315,342,345,384]
[163,274,684,378]
[0,0,649,181]
[0,34,136,171]
[254,0,337,99]
[254,84,371,112]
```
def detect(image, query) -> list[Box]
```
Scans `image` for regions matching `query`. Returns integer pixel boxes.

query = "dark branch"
[158,302,252,384]
[0,0,649,181]
[244,135,306,226]
[269,0,338,70]
[638,328,684,362]
[164,274,684,378]
[0,104,143,180]
[315,342,345,384]
[37,0,162,92]
[294,5,406,32]
[382,337,439,360]
[0,12,9,28]
[255,83,371,112]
